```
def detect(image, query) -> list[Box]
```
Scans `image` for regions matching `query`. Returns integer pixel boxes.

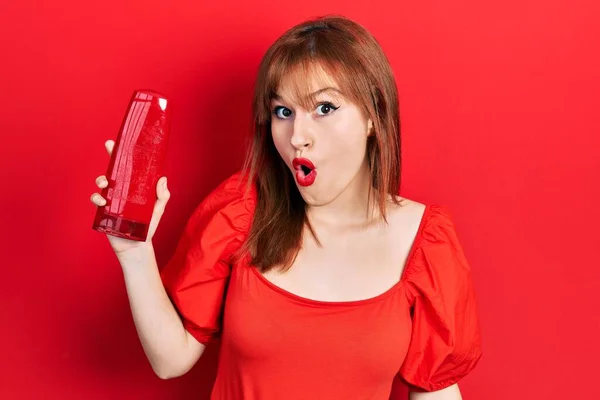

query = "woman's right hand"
[90,140,171,256]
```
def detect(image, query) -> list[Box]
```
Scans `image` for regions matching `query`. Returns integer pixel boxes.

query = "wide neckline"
[248,204,432,307]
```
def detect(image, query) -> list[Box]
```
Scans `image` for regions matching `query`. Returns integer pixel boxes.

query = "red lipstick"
[292,157,317,187]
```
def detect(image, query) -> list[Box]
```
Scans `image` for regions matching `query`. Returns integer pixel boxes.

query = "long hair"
[239,15,401,273]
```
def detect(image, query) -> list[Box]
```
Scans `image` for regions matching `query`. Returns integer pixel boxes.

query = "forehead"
[272,62,343,106]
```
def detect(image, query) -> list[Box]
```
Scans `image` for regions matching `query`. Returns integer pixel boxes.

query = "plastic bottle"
[92,89,171,241]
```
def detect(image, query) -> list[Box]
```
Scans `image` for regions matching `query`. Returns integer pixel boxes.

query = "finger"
[95,175,108,189]
[154,177,170,212]
[157,177,170,201]
[105,140,115,156]
[90,193,107,206]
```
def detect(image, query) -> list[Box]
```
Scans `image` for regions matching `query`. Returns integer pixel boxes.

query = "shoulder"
[387,196,470,271]
[204,170,256,206]
[184,171,257,237]
[396,200,472,285]
[387,196,427,225]
[389,196,459,237]
[192,171,257,216]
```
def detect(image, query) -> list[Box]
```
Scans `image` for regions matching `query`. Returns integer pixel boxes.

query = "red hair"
[239,15,402,272]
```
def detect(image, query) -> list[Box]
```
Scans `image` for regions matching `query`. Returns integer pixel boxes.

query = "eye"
[315,102,340,116]
[273,106,293,119]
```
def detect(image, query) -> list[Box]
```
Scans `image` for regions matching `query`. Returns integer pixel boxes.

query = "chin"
[299,195,333,207]
[295,182,343,207]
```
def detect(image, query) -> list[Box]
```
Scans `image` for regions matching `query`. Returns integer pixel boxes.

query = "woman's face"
[270,66,373,207]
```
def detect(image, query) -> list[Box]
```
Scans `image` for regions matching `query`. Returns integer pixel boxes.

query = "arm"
[410,384,462,400]
[400,207,482,399]
[92,141,204,378]
[118,244,205,379]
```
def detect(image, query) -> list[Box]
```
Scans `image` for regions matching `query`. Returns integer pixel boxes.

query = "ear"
[367,119,374,136]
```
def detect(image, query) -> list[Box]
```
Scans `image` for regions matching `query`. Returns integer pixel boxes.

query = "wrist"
[116,242,155,265]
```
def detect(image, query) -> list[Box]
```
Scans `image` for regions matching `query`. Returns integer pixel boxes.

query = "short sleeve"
[160,172,256,345]
[399,206,482,392]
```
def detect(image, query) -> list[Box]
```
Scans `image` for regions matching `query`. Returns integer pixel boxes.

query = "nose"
[290,114,314,151]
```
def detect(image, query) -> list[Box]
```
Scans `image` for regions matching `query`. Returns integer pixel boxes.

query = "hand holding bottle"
[90,139,170,256]
[91,89,171,254]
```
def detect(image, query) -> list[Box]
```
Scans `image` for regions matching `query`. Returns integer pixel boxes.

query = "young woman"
[91,15,482,400]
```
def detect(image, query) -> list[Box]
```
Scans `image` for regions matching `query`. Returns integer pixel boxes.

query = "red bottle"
[92,90,171,242]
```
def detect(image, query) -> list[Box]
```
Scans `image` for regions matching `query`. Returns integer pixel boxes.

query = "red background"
[1,1,599,399]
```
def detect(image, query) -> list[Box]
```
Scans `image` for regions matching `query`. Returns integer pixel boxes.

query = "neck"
[306,162,381,228]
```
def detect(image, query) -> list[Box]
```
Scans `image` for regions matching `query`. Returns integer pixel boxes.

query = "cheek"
[270,122,289,155]
[326,119,368,161]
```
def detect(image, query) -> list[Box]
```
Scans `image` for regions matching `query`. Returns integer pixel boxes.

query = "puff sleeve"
[399,206,482,392]
[160,172,256,345]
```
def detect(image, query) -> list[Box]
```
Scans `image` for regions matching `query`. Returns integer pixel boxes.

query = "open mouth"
[292,157,317,187]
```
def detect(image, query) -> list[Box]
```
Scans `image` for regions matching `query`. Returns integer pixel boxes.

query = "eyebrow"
[272,87,343,101]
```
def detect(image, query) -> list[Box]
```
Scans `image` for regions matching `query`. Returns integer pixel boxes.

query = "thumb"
[156,176,171,204]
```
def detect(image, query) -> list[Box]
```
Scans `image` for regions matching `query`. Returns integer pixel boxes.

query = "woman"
[91,15,482,399]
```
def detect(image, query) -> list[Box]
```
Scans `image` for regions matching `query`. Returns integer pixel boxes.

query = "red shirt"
[161,172,482,399]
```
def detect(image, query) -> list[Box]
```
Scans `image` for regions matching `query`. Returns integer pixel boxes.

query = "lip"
[292,157,317,187]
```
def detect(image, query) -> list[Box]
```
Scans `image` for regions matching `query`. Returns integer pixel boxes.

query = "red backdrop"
[1,1,598,399]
